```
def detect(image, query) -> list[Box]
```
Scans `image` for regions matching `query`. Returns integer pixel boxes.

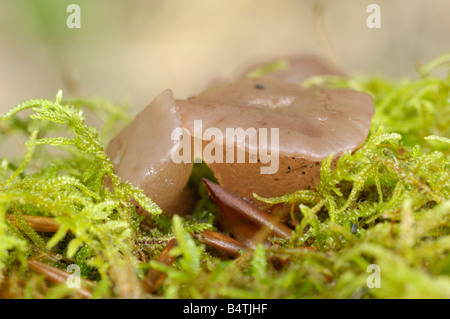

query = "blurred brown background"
[0,0,449,116]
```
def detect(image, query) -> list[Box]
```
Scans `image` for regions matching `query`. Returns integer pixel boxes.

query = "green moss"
[0,92,160,297]
[0,54,449,298]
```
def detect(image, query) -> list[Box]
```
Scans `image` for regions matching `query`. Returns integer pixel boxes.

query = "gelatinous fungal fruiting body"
[178,76,374,204]
[106,56,374,214]
[106,89,194,216]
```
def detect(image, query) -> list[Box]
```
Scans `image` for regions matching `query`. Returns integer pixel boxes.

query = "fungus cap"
[106,89,193,215]
[178,76,374,201]
[180,76,374,161]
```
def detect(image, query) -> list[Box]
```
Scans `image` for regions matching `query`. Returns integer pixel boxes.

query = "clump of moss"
[0,93,161,297]
[0,54,449,299]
